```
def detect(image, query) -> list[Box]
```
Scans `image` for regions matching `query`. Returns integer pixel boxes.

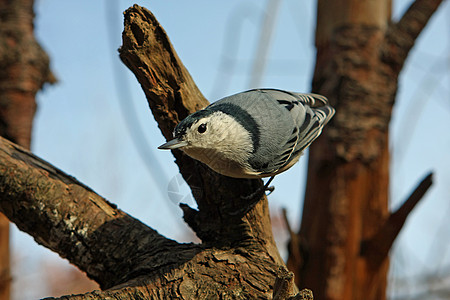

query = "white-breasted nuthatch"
[159,89,334,182]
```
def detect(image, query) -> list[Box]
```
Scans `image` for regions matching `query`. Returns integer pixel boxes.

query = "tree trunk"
[288,0,443,299]
[0,0,54,299]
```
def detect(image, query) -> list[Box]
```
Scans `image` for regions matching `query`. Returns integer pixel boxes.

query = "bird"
[159,88,334,199]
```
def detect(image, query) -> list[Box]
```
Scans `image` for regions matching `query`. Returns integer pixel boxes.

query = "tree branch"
[0,127,299,299]
[118,4,208,140]
[382,0,444,73]
[118,5,284,265]
[361,172,433,267]
[0,136,194,290]
[45,246,285,299]
[283,208,306,272]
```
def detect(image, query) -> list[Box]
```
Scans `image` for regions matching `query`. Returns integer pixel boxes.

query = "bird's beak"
[158,138,188,150]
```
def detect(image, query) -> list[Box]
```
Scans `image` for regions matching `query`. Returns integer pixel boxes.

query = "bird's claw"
[229,178,275,216]
[265,185,275,195]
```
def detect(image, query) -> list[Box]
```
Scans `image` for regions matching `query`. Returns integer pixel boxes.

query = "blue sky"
[10,0,450,298]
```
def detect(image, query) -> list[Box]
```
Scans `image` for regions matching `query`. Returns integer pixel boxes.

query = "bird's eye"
[198,123,207,133]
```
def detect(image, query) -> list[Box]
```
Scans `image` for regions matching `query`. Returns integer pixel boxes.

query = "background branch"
[382,0,444,72]
[361,172,433,267]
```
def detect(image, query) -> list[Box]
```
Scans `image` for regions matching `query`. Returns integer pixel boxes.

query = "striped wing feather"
[258,89,334,176]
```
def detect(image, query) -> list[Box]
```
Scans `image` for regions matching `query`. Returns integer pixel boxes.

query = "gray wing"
[209,88,334,177]
[250,89,335,176]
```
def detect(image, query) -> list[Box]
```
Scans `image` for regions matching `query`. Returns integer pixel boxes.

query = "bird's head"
[158,109,254,163]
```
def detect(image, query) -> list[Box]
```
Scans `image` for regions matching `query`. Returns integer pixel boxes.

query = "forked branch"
[361,172,433,266]
[382,0,444,72]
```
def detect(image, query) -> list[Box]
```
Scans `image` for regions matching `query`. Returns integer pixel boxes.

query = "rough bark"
[0,136,293,299]
[0,4,306,299]
[288,0,442,300]
[0,0,55,299]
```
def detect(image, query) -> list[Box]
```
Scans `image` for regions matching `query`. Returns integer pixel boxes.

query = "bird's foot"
[228,177,275,216]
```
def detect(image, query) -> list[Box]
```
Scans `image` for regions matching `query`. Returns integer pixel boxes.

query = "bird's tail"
[294,92,335,126]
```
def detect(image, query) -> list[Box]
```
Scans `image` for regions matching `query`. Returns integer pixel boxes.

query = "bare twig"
[282,208,304,269]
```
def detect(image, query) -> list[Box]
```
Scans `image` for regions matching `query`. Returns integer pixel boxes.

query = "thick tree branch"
[361,172,433,267]
[46,246,285,299]
[0,136,194,290]
[382,0,444,73]
[118,5,284,267]
[118,4,208,140]
[0,128,301,299]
